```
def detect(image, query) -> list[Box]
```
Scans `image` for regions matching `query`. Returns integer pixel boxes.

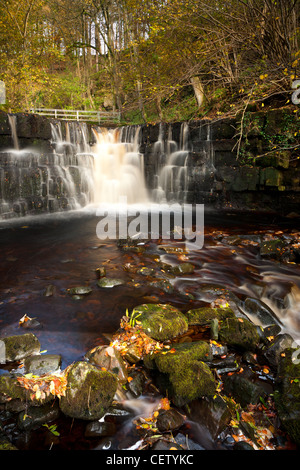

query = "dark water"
[0,207,300,450]
[1,207,300,368]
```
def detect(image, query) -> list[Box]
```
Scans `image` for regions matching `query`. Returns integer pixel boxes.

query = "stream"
[0,206,300,450]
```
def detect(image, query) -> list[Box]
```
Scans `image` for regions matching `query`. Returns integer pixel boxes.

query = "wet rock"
[126,369,146,397]
[260,239,286,260]
[219,317,260,351]
[18,401,60,431]
[233,441,255,450]
[185,306,234,326]
[44,284,56,297]
[147,341,215,406]
[124,344,143,364]
[174,433,205,450]
[59,361,118,420]
[95,267,106,278]
[152,439,183,450]
[263,333,294,368]
[23,354,62,376]
[68,286,92,296]
[0,333,41,362]
[0,375,27,403]
[158,245,188,254]
[85,345,128,383]
[171,262,194,275]
[132,303,188,341]
[156,408,185,432]
[274,348,300,446]
[223,370,267,408]
[170,360,216,406]
[85,421,116,438]
[137,267,155,276]
[97,277,125,288]
[186,396,231,440]
[243,297,283,327]
[0,438,18,450]
[149,279,174,293]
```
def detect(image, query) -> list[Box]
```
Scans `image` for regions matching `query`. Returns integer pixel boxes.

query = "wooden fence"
[29,108,121,123]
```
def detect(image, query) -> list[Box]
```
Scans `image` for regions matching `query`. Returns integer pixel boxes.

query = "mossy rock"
[132,303,188,341]
[169,360,216,406]
[68,286,92,296]
[0,333,41,362]
[185,307,235,326]
[274,348,300,446]
[97,277,124,288]
[59,361,118,420]
[153,341,212,375]
[145,340,216,405]
[219,317,260,351]
[0,375,27,403]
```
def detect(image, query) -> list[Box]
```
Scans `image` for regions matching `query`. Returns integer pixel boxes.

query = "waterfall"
[91,126,148,205]
[152,122,190,203]
[0,118,95,220]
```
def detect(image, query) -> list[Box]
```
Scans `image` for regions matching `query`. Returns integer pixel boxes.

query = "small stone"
[24,354,62,375]
[68,286,92,296]
[156,408,185,432]
[85,421,116,438]
[97,277,124,288]
[18,401,60,431]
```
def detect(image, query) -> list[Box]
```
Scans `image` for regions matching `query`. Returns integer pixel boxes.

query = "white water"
[153,123,190,203]
[91,127,148,205]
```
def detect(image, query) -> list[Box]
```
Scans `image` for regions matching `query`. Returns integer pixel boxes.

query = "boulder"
[132,303,188,341]
[185,306,235,326]
[145,341,215,406]
[219,317,260,351]
[274,348,300,446]
[85,345,128,383]
[59,361,118,420]
[0,333,40,362]
[263,333,294,368]
[24,354,62,376]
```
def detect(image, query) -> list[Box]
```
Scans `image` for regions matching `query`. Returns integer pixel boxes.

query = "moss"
[170,360,216,406]
[153,341,212,375]
[1,333,41,362]
[144,340,216,405]
[0,375,27,402]
[219,317,260,351]
[132,303,188,341]
[274,348,300,446]
[185,307,235,326]
[59,361,118,420]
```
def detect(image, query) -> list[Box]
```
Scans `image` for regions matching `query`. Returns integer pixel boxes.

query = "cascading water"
[0,118,95,220]
[152,122,191,203]
[91,126,148,205]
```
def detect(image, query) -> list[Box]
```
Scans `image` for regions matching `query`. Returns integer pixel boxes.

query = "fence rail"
[29,108,121,123]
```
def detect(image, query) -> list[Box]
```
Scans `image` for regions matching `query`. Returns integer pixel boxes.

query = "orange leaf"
[127,376,133,382]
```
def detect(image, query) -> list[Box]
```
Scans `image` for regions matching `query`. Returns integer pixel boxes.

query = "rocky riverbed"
[0,211,300,451]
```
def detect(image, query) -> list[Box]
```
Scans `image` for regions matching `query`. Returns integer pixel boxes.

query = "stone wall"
[0,111,95,219]
[0,108,299,219]
[140,107,300,215]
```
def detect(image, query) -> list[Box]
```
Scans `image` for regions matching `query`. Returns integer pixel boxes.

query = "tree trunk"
[191,76,204,108]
